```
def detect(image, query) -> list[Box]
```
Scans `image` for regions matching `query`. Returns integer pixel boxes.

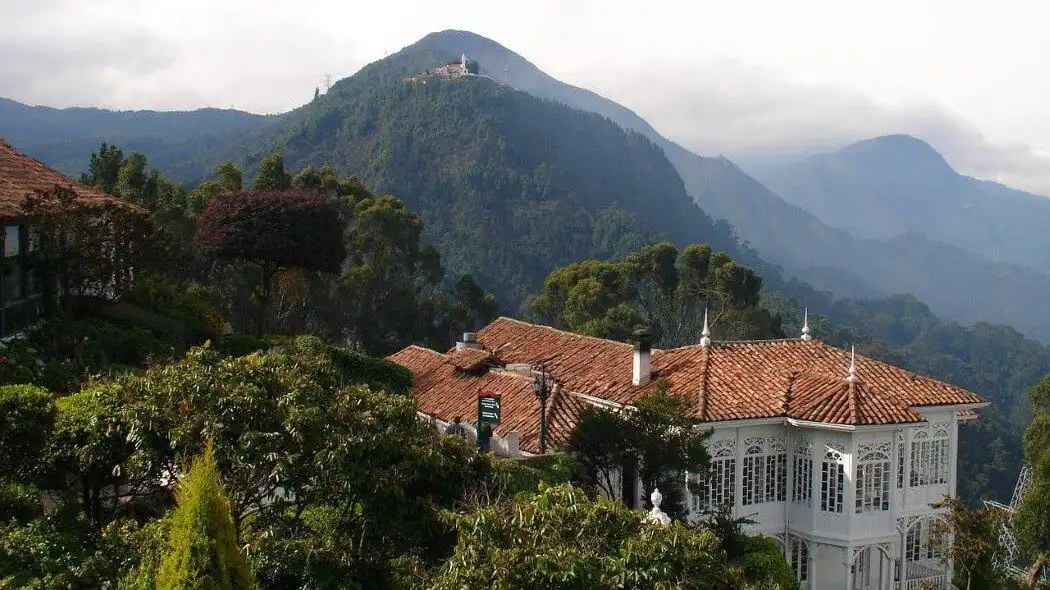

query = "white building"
[390,315,987,590]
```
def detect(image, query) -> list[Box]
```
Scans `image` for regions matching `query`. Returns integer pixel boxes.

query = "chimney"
[633,328,652,386]
[456,332,481,350]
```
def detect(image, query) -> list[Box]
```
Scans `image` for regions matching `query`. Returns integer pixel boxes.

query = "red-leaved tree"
[195,190,346,333]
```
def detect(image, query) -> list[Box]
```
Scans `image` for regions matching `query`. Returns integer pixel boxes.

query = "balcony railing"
[896,562,949,589]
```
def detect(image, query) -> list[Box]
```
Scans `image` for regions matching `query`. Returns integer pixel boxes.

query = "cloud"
[585,57,1050,195]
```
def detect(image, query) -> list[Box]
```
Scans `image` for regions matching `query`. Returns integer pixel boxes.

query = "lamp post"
[531,364,553,454]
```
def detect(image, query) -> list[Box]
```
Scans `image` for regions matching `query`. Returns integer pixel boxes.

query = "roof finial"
[847,345,859,383]
[801,307,812,341]
[700,308,711,347]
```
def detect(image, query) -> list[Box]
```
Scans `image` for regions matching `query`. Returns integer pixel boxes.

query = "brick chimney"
[633,328,653,386]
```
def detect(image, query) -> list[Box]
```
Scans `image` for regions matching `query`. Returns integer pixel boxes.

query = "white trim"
[701,417,783,429]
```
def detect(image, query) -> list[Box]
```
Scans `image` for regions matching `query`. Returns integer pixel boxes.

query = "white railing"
[896,562,949,589]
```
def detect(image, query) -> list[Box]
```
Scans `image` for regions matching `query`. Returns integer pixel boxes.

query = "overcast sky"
[2,0,1048,193]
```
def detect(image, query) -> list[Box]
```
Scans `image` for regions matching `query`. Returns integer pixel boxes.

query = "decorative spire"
[801,307,812,341]
[700,308,711,347]
[847,345,859,383]
[645,487,671,526]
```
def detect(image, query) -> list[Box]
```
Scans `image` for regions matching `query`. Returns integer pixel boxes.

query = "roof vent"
[456,332,481,350]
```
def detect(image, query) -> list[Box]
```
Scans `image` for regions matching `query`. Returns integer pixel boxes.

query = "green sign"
[478,392,501,425]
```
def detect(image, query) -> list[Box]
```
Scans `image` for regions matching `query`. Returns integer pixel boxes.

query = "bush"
[212,333,292,357]
[327,346,413,395]
[0,384,55,481]
[0,479,42,523]
[125,279,226,344]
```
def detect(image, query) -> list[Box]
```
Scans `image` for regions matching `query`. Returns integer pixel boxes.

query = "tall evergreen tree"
[156,442,254,590]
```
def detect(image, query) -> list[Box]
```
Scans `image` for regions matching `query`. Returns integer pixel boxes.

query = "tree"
[156,442,253,590]
[931,496,1007,590]
[433,483,785,589]
[191,162,244,214]
[530,242,782,347]
[250,154,291,191]
[291,165,322,191]
[314,87,320,100]
[1016,374,1050,586]
[195,190,345,333]
[80,143,124,195]
[567,382,711,519]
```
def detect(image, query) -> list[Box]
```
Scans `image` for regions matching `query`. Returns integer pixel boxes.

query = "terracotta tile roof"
[390,318,986,440]
[445,346,494,371]
[387,345,586,454]
[476,318,984,426]
[0,137,127,220]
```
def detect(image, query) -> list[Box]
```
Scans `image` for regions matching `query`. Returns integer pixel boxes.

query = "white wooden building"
[390,314,987,590]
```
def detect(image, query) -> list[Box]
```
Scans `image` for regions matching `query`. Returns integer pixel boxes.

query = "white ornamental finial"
[700,308,711,347]
[801,307,812,341]
[646,487,671,526]
[847,345,859,383]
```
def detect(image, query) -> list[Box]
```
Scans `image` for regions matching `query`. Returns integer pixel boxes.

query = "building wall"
[683,411,958,589]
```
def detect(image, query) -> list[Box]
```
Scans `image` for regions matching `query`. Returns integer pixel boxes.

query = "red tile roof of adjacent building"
[387,345,587,454]
[0,137,128,220]
[389,317,987,451]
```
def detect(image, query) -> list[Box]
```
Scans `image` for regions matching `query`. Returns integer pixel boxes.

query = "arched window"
[856,443,892,513]
[909,427,950,486]
[820,448,845,513]
[692,439,735,511]
[789,535,809,583]
[906,518,945,562]
[792,438,813,506]
[742,437,786,505]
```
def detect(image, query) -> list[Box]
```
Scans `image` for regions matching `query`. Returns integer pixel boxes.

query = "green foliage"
[531,242,781,346]
[932,496,1007,590]
[0,317,175,394]
[0,384,55,481]
[126,279,226,343]
[0,479,42,523]
[156,443,254,590]
[433,484,780,589]
[492,452,580,496]
[568,384,711,519]
[250,154,291,191]
[211,334,292,357]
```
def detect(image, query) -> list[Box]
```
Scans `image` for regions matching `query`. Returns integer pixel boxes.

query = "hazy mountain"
[0,97,280,183]
[413,31,1050,342]
[763,134,1050,273]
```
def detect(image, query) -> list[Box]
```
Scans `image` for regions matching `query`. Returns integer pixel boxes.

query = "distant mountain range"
[759,134,1050,273]
[3,30,1050,343]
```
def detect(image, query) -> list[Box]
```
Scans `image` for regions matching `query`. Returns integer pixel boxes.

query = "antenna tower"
[984,464,1045,580]
[324,74,332,93]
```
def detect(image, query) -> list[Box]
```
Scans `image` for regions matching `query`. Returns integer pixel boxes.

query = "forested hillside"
[231,72,742,307]
[0,97,279,183]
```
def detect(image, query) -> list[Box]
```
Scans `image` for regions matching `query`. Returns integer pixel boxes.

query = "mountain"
[222,54,742,307]
[411,31,1050,343]
[0,97,280,183]
[762,134,1050,273]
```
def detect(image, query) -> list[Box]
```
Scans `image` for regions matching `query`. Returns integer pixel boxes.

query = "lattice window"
[909,429,950,486]
[692,440,736,512]
[820,448,845,513]
[789,535,809,583]
[897,431,905,490]
[742,437,787,505]
[906,519,944,562]
[856,443,891,513]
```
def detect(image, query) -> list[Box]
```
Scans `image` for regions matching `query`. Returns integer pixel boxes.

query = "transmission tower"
[324,74,332,93]
[985,464,1034,575]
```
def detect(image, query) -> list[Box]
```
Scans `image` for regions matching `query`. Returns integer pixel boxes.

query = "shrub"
[156,443,253,590]
[0,384,55,480]
[0,479,42,523]
[212,334,292,358]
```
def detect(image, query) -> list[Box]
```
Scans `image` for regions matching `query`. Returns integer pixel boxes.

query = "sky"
[2,0,1049,193]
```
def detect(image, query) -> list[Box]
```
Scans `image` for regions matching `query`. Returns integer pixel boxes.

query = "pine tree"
[156,442,254,590]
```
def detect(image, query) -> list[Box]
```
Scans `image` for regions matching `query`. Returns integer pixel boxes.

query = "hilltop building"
[389,315,987,590]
